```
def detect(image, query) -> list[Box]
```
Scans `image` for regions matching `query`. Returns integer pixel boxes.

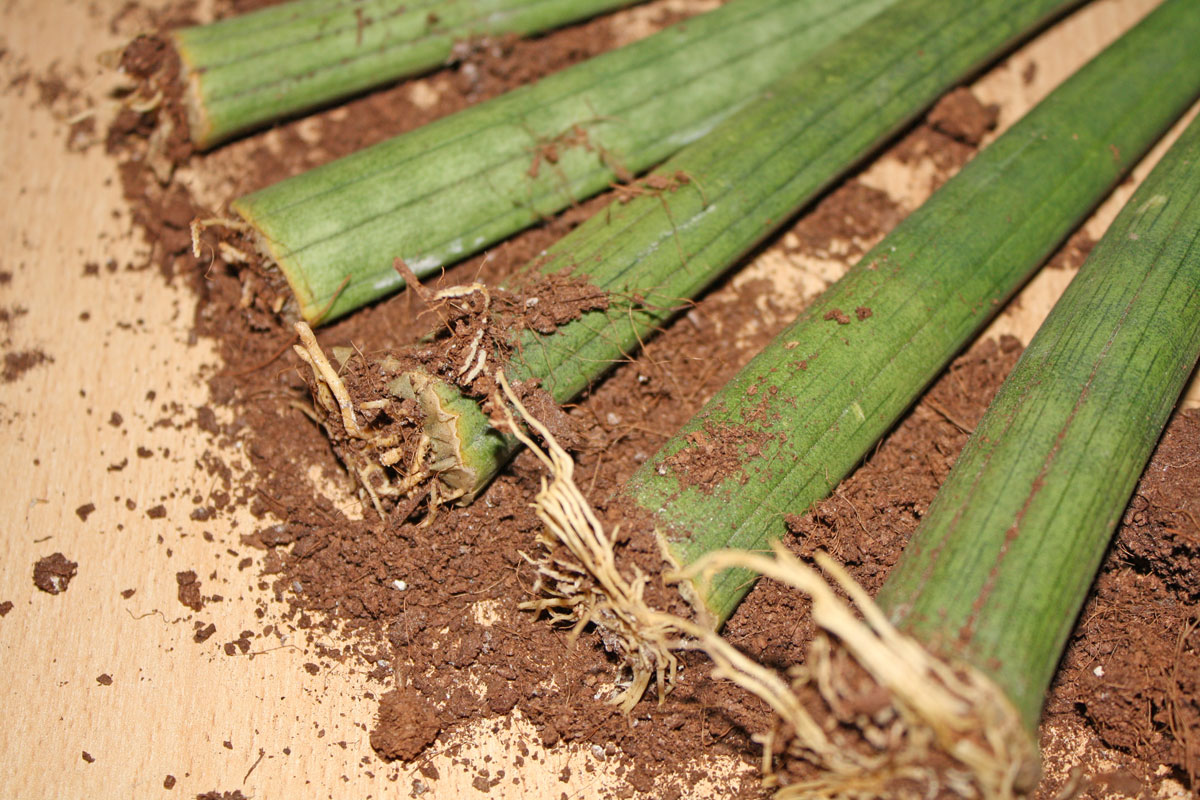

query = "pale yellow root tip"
[494,370,690,712]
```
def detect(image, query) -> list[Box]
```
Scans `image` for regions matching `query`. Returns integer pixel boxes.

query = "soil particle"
[96,673,113,686]
[927,86,1000,146]
[81,751,94,764]
[75,502,96,521]
[176,570,204,611]
[370,687,441,762]
[195,792,247,800]
[2,349,51,382]
[0,601,13,616]
[163,774,176,789]
[894,86,999,189]
[822,307,851,325]
[785,178,905,262]
[118,33,168,80]
[33,553,78,595]
[193,622,216,643]
[1045,228,1096,271]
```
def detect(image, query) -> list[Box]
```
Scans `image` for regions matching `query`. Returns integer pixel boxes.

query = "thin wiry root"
[677,544,1038,800]
[494,370,690,712]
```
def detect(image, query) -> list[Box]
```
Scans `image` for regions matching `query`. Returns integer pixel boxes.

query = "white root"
[494,370,691,712]
[678,544,1038,800]
[293,322,366,439]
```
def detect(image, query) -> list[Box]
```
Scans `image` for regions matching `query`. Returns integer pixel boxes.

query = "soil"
[33,553,78,595]
[90,0,1200,797]
[370,688,442,763]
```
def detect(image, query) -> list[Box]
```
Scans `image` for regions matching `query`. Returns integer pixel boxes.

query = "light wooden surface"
[0,1,1195,798]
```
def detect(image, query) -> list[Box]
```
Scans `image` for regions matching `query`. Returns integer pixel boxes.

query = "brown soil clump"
[928,86,1001,146]
[370,687,442,762]
[3,349,52,383]
[175,570,204,611]
[33,553,78,595]
[895,86,1000,188]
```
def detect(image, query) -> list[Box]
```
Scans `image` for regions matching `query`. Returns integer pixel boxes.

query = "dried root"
[291,275,501,522]
[494,370,691,712]
[678,544,1039,800]
[293,322,434,520]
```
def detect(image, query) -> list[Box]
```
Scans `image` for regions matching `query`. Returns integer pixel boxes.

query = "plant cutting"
[168,0,645,149]
[488,0,1200,716]
[676,100,1200,799]
[229,0,900,323]
[293,0,1085,522]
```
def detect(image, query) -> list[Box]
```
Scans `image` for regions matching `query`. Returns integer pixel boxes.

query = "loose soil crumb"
[75,502,96,522]
[33,553,78,595]
[96,673,113,686]
[927,86,1000,146]
[894,86,1000,189]
[784,178,905,262]
[370,687,441,762]
[176,570,203,611]
[0,601,13,617]
[2,349,51,382]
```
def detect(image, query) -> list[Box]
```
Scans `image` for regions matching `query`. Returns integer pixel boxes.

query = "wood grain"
[0,1,1193,798]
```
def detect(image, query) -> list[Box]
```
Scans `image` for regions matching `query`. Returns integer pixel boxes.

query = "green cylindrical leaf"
[874,110,1200,730]
[623,0,1200,625]
[231,0,899,322]
[175,0,641,148]
[407,0,1086,506]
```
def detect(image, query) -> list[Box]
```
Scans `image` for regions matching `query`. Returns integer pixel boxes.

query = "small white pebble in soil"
[1093,665,1105,677]
[391,579,407,591]
[525,297,539,307]
[606,413,620,426]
